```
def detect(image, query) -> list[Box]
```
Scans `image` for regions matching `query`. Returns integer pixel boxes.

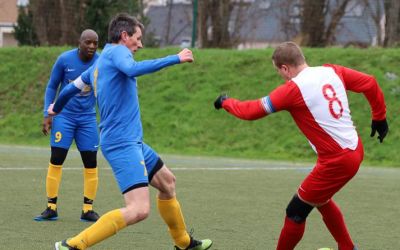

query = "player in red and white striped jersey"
[214,42,388,250]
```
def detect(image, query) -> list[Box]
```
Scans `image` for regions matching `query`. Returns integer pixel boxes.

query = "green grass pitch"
[0,145,399,249]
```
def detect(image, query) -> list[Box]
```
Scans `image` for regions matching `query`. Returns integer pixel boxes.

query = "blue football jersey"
[43,48,98,117]
[81,44,180,145]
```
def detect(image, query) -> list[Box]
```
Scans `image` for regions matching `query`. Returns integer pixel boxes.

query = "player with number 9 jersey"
[35,30,101,223]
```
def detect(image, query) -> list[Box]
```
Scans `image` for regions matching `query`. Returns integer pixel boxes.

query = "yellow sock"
[157,197,190,249]
[46,163,62,210]
[83,168,98,212]
[67,209,127,250]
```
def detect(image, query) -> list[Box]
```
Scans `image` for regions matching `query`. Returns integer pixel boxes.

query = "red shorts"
[298,139,364,205]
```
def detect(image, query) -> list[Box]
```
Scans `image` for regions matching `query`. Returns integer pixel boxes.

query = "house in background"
[144,2,192,47]
[144,0,384,48]
[0,0,28,47]
[0,0,18,47]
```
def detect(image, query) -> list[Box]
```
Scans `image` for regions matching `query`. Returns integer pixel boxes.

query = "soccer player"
[214,42,388,250]
[35,29,100,222]
[49,14,212,250]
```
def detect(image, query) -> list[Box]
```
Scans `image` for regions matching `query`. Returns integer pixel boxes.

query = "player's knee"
[125,205,150,225]
[50,147,69,165]
[164,172,176,193]
[158,169,176,196]
[135,208,150,222]
[80,151,97,168]
[286,194,314,224]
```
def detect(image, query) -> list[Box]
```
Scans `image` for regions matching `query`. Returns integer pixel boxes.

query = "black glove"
[214,94,228,110]
[370,119,388,143]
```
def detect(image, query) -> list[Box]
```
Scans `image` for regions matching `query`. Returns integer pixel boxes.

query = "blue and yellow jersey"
[80,44,180,145]
[43,48,98,117]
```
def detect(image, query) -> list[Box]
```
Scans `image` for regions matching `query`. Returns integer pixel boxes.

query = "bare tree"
[324,0,350,45]
[208,0,234,48]
[30,0,58,45]
[164,0,173,45]
[362,0,385,46]
[300,0,351,47]
[197,0,210,48]
[274,0,301,41]
[30,0,83,45]
[198,0,234,48]
[229,0,252,46]
[168,7,192,45]
[384,0,400,47]
[59,0,82,45]
[197,0,253,48]
[300,0,325,46]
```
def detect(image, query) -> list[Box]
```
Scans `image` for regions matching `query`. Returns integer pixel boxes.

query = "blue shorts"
[101,142,163,194]
[50,113,99,151]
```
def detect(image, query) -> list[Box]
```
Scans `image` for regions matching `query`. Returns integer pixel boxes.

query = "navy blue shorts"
[101,142,163,194]
[50,113,98,151]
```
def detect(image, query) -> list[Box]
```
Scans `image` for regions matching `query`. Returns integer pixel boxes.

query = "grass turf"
[0,145,399,249]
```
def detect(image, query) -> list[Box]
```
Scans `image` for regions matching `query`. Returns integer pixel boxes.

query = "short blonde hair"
[272,42,305,68]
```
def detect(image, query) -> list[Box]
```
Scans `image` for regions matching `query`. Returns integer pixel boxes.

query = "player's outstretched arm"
[114,47,193,77]
[47,83,80,116]
[50,76,87,115]
[214,94,268,120]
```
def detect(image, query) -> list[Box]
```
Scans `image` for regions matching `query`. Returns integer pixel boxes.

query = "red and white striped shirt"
[222,64,386,157]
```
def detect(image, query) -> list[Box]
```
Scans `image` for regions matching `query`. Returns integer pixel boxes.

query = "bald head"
[80,29,98,41]
[78,29,98,61]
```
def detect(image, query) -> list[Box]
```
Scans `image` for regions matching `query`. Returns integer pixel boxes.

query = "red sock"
[317,200,354,250]
[276,216,305,250]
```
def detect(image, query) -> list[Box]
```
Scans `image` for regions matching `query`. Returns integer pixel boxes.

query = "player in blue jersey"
[35,29,100,222]
[50,14,212,250]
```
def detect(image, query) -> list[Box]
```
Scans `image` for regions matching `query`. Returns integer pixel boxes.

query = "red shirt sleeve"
[268,81,302,112]
[324,64,386,120]
[221,81,300,120]
[221,98,267,120]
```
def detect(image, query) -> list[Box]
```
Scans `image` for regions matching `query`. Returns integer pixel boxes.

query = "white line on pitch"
[0,167,311,171]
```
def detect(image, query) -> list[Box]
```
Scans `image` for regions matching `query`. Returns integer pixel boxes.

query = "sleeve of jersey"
[81,66,93,84]
[43,57,64,117]
[221,98,268,120]
[52,77,85,113]
[326,64,386,120]
[113,46,180,77]
[221,84,293,120]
